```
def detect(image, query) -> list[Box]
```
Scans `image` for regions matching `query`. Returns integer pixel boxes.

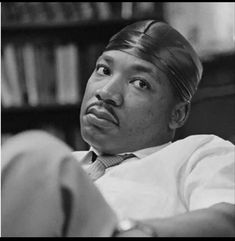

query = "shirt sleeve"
[183,136,235,211]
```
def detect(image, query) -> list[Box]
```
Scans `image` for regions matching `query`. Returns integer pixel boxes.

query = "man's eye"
[96,65,110,75]
[131,79,150,90]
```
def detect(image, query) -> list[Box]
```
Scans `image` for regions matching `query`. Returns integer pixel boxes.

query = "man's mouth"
[86,103,119,126]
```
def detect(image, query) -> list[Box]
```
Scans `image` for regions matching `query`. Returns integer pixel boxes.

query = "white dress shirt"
[73,134,235,221]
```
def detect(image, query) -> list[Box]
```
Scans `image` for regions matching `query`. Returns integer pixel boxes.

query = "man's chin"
[81,128,121,155]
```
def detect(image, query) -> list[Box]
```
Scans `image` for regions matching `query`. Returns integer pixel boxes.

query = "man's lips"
[86,104,119,126]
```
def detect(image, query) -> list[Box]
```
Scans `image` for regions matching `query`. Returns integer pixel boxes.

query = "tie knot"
[97,153,135,168]
[97,155,123,168]
[83,151,135,181]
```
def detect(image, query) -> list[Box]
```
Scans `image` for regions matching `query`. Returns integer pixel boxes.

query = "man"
[1,20,235,237]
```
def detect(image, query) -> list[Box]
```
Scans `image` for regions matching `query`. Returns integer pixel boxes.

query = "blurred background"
[1,2,235,149]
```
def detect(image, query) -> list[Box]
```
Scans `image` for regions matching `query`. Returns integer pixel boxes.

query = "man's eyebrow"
[97,54,114,64]
[130,64,155,75]
[131,63,161,81]
[98,54,155,74]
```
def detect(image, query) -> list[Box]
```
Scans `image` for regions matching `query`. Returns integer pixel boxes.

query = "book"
[70,2,86,21]
[121,2,133,19]
[59,2,81,22]
[34,44,44,105]
[3,44,23,106]
[15,45,28,104]
[26,2,49,23]
[42,43,57,104]
[34,43,57,105]
[13,2,32,24]
[43,2,65,23]
[92,2,112,20]
[109,2,122,19]
[78,2,94,20]
[55,43,81,104]
[1,2,19,24]
[21,43,39,106]
[1,58,14,107]
[133,2,160,19]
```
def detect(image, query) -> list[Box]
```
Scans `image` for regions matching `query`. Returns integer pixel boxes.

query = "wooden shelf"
[1,104,81,133]
[2,18,163,44]
[201,51,235,68]
[2,18,154,30]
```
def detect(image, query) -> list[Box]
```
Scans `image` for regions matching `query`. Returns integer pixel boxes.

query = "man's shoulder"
[174,134,233,146]
[164,134,234,173]
[171,134,234,156]
[72,150,89,162]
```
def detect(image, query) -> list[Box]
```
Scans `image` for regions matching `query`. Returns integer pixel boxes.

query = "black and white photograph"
[1,2,235,237]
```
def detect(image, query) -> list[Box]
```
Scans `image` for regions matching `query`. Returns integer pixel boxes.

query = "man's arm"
[115,202,235,237]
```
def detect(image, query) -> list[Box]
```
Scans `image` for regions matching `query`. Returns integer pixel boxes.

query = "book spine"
[44,2,65,23]
[1,58,14,107]
[27,2,49,23]
[3,44,23,106]
[78,2,94,20]
[55,44,80,104]
[34,44,46,105]
[66,44,81,104]
[109,2,122,19]
[133,2,157,19]
[92,2,112,20]
[59,2,80,22]
[121,2,133,19]
[15,45,28,105]
[41,43,57,104]
[22,43,39,106]
[55,44,65,104]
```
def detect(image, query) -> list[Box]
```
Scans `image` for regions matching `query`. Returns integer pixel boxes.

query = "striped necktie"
[84,152,135,181]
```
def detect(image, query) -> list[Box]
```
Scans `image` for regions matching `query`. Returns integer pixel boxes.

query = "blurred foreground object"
[1,130,117,237]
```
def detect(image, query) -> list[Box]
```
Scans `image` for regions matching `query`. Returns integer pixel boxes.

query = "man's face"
[80,50,176,155]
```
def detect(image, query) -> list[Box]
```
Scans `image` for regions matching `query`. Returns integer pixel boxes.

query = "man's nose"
[95,76,124,107]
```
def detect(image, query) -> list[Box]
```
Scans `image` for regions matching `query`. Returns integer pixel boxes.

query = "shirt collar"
[131,142,171,159]
[89,142,171,159]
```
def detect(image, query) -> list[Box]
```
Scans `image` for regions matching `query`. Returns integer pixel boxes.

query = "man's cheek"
[124,118,150,136]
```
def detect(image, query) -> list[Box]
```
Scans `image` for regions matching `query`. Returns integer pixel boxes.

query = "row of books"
[2,2,163,25]
[1,42,104,107]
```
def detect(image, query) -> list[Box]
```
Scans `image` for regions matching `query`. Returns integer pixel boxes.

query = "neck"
[90,138,173,156]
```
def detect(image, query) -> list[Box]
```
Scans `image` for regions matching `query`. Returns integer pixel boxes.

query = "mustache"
[86,100,119,125]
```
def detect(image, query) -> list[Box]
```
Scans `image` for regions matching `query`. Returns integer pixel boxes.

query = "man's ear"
[169,102,191,130]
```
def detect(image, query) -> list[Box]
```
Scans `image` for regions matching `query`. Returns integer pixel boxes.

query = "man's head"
[80,20,203,155]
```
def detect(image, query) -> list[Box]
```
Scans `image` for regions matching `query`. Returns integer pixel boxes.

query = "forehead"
[98,50,160,76]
